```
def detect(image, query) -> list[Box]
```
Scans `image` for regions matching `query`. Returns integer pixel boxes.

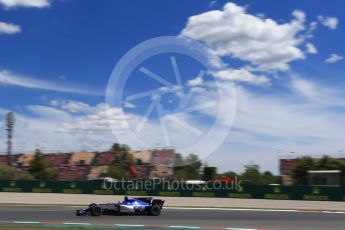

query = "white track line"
[169,226,201,229]
[13,221,41,224]
[63,222,91,225]
[115,224,145,227]
[166,207,298,211]
[321,211,345,214]
[165,207,345,213]
[226,228,256,230]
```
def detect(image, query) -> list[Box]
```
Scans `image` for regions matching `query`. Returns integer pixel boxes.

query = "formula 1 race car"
[76,196,165,216]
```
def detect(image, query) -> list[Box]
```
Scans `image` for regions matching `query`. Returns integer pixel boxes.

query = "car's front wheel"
[91,206,102,216]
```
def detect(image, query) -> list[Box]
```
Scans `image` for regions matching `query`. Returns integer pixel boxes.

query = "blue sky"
[0,0,345,173]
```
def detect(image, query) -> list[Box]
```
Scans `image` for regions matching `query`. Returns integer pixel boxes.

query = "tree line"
[0,143,280,184]
[0,149,57,180]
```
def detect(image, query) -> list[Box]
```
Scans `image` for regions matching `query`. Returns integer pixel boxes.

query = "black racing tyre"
[91,206,102,216]
[149,205,161,216]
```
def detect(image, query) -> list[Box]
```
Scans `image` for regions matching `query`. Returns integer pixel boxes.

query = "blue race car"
[76,196,164,216]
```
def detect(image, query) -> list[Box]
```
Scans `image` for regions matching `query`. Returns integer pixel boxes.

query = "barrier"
[0,180,345,201]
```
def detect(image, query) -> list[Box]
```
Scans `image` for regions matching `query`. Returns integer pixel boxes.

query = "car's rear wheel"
[91,206,102,216]
[149,205,161,216]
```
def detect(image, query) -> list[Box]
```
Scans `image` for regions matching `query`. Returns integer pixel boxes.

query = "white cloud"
[61,101,91,113]
[306,42,317,54]
[212,68,270,85]
[50,99,60,107]
[306,21,318,37]
[318,15,338,30]
[0,0,50,8]
[0,21,21,34]
[0,104,126,153]
[123,101,136,109]
[233,82,345,149]
[0,70,103,95]
[50,99,100,113]
[181,3,309,71]
[2,75,345,173]
[26,105,72,121]
[56,105,129,135]
[188,75,203,87]
[200,78,345,172]
[325,53,343,63]
[291,77,345,107]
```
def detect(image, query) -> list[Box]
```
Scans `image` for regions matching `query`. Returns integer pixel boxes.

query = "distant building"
[307,170,341,186]
[0,148,176,181]
[280,158,300,185]
[280,156,345,186]
[149,149,175,178]
[131,149,154,178]
[130,149,176,178]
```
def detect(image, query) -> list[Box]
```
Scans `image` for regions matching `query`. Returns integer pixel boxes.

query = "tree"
[110,143,131,153]
[317,156,345,170]
[0,163,16,179]
[44,167,58,180]
[174,153,184,168]
[202,165,217,181]
[292,157,316,185]
[29,149,46,179]
[107,143,134,179]
[216,166,279,185]
[174,154,202,180]
[28,149,57,180]
[0,163,33,180]
[262,171,280,185]
[173,153,186,179]
[110,143,122,153]
[186,154,202,179]
[108,158,126,179]
[241,164,263,184]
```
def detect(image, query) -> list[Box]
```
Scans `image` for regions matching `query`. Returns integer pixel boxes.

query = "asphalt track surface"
[0,206,345,230]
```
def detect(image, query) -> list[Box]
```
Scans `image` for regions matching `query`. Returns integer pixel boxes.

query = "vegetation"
[0,142,282,184]
[28,149,58,180]
[0,163,33,180]
[174,154,202,180]
[202,165,217,181]
[218,164,280,185]
[107,143,134,179]
[162,154,280,184]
